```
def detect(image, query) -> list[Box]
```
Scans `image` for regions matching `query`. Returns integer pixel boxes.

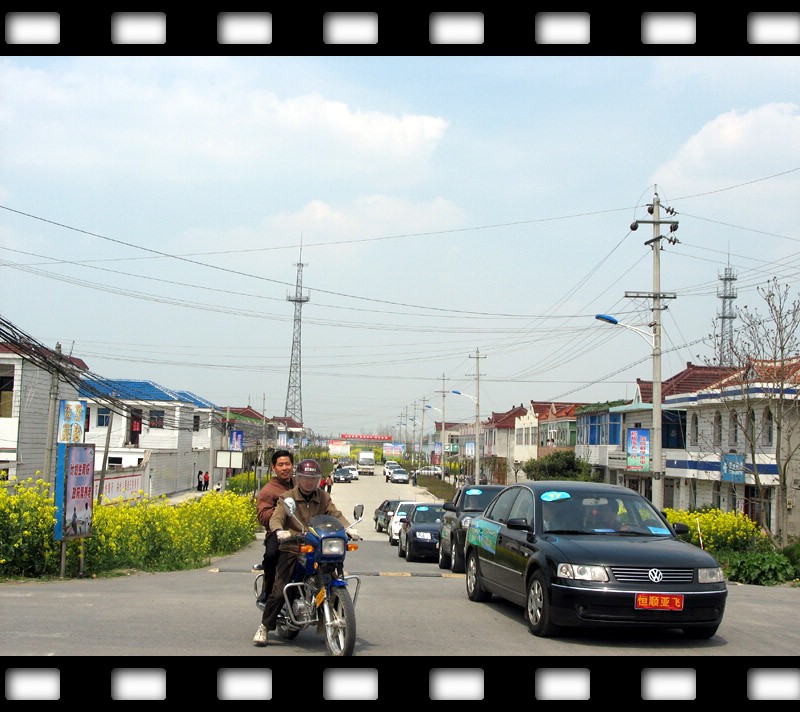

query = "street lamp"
[595,313,663,508]
[452,390,480,484]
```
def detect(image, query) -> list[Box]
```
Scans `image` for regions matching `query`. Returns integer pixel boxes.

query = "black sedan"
[332,467,353,483]
[398,503,445,562]
[464,480,727,639]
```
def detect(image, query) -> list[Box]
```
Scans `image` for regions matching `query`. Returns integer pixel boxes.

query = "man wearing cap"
[253,458,357,647]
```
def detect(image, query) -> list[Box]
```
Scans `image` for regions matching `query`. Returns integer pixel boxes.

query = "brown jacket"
[256,475,293,530]
[269,486,350,552]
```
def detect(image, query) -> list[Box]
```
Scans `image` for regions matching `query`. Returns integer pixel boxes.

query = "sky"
[2,55,800,440]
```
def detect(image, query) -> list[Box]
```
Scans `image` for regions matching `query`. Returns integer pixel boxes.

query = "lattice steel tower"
[285,255,309,424]
[716,263,737,366]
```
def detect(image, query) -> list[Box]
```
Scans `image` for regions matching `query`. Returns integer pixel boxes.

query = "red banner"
[340,434,392,441]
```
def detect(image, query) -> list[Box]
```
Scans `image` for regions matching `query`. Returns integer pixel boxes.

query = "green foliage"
[522,451,596,481]
[0,479,258,579]
[715,549,796,586]
[417,475,456,502]
[780,538,800,572]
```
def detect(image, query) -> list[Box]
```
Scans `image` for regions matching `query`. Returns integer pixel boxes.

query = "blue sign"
[721,453,745,483]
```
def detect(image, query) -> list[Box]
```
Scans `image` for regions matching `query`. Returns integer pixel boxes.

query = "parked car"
[414,465,443,479]
[332,467,353,483]
[464,480,728,638]
[389,467,410,484]
[342,464,359,480]
[438,484,506,573]
[373,498,401,533]
[387,501,418,545]
[398,503,445,561]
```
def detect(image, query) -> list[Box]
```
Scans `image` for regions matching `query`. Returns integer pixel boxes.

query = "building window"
[108,457,123,470]
[98,407,111,427]
[149,410,165,429]
[690,413,698,446]
[0,375,13,418]
[193,414,200,432]
[728,411,739,447]
[746,408,756,446]
[762,407,774,447]
[713,411,722,447]
[711,480,721,509]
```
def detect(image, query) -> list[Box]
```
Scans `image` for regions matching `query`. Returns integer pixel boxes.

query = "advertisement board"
[626,428,650,472]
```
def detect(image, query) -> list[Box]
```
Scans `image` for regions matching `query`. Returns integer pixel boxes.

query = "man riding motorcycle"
[253,458,359,646]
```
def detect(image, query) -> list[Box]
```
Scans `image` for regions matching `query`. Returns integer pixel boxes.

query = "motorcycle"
[254,500,364,656]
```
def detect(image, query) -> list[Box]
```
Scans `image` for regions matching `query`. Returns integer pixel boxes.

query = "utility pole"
[410,400,417,471]
[436,374,448,477]
[628,190,678,509]
[419,397,428,465]
[470,349,485,483]
[43,342,62,485]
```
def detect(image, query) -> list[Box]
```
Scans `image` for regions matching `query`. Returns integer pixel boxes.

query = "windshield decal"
[541,491,571,502]
[465,488,483,495]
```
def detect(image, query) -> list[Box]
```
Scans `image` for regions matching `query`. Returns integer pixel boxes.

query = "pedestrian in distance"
[253,458,356,647]
[325,474,333,493]
[197,470,204,492]
[203,471,210,491]
[253,450,295,607]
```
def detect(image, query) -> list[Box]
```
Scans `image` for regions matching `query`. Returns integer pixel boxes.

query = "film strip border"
[3,11,800,53]
[4,662,800,701]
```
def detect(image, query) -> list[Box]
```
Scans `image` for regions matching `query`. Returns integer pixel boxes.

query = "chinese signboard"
[721,453,746,483]
[56,443,95,541]
[626,428,650,472]
[229,430,244,451]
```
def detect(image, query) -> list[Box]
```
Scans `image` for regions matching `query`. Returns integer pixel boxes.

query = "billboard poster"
[57,443,95,541]
[229,430,244,451]
[58,399,86,444]
[626,428,650,471]
[382,442,406,457]
[721,453,746,483]
[328,440,352,457]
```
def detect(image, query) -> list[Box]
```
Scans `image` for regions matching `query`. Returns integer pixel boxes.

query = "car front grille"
[610,567,694,584]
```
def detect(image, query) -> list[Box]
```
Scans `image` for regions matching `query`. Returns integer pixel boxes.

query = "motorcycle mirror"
[353,503,364,520]
[284,498,297,516]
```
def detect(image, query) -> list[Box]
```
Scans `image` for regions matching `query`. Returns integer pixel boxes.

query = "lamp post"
[595,313,663,508]
[452,390,480,484]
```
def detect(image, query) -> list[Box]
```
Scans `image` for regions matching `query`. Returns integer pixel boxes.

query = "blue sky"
[2,56,800,438]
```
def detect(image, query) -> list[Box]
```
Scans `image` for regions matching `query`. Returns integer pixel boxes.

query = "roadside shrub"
[664,507,765,554]
[715,549,796,586]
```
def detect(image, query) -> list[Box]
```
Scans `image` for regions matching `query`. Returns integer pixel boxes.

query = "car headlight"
[462,516,472,529]
[321,538,345,556]
[698,567,725,584]
[556,562,609,582]
[415,532,433,540]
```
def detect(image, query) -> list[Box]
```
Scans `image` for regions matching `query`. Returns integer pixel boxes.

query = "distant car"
[438,484,506,573]
[464,480,727,639]
[342,464,359,480]
[387,501,417,545]
[374,498,402,533]
[389,467,410,484]
[384,461,401,482]
[414,465,443,479]
[332,468,353,483]
[398,503,445,562]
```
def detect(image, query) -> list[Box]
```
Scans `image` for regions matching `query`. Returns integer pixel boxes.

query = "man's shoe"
[253,623,268,646]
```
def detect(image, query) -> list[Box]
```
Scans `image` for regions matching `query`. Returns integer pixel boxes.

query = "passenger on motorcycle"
[253,458,359,647]
[254,449,295,605]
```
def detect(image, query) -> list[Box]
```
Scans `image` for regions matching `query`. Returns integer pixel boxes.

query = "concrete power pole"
[470,348,485,483]
[285,252,309,425]
[43,342,62,485]
[627,190,678,509]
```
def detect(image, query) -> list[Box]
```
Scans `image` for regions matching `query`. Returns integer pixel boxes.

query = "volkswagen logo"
[648,568,664,582]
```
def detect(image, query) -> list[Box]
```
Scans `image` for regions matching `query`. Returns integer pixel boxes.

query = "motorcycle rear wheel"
[323,587,356,656]
[276,603,300,640]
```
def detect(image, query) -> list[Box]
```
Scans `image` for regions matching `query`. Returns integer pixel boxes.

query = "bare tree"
[707,277,800,547]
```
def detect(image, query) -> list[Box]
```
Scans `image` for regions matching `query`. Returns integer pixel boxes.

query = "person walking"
[197,470,204,492]
[253,450,295,606]
[203,471,210,491]
[325,473,333,493]
[253,459,357,647]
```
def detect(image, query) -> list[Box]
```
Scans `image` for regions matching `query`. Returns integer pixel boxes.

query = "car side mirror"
[443,502,456,512]
[507,517,532,532]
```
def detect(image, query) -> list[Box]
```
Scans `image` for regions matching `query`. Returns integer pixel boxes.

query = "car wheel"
[397,536,405,557]
[451,534,465,574]
[405,540,414,562]
[683,625,719,639]
[437,539,451,569]
[389,532,398,546]
[374,518,381,532]
[526,570,558,637]
[466,550,491,602]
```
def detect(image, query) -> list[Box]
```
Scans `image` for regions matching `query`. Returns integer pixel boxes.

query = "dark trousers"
[261,549,299,630]
[257,532,280,601]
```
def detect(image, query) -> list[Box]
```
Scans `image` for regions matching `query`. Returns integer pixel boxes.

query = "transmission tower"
[716,263,737,366]
[285,254,309,424]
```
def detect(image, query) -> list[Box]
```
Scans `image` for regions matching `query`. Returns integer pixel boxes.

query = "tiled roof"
[79,378,188,403]
[1,343,88,370]
[175,390,218,409]
[637,362,738,403]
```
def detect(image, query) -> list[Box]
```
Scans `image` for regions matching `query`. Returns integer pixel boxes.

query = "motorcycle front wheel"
[276,602,300,640]
[322,587,356,656]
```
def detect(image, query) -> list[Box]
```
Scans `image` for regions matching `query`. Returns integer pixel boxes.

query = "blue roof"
[79,378,215,407]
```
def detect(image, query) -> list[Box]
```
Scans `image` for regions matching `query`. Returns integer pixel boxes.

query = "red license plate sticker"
[635,593,684,611]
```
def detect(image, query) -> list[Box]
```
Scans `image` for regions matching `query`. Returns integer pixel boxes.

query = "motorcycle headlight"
[321,538,345,556]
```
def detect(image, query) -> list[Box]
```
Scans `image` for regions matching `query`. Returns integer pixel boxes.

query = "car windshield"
[540,490,673,536]
[411,505,444,523]
[462,488,501,511]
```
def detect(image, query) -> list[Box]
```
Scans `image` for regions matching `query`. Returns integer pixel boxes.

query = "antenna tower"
[285,252,309,424]
[716,263,737,366]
